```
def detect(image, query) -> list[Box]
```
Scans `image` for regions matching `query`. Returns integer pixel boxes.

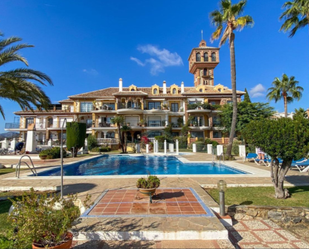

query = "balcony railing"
[148,121,166,127]
[187,103,220,110]
[118,104,142,110]
[5,123,20,129]
[97,138,119,144]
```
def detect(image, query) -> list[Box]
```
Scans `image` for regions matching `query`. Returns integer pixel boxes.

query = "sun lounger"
[291,159,309,172]
[246,153,258,162]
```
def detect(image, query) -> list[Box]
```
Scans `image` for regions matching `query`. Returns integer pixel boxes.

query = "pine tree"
[243,88,251,103]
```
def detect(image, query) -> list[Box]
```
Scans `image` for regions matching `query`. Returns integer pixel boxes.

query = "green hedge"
[90,147,111,152]
[39,147,66,159]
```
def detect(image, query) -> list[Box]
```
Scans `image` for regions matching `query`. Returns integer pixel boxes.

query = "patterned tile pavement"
[88,188,207,216]
[228,219,309,249]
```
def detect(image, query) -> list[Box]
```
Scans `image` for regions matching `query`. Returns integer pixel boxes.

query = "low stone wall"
[228,205,309,227]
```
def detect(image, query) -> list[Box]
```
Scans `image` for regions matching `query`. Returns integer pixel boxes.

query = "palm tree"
[111,115,125,153]
[210,0,253,157]
[280,0,309,37]
[0,32,53,119]
[267,74,303,118]
[121,125,132,153]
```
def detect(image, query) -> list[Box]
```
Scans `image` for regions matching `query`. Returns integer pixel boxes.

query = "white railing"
[97,138,119,144]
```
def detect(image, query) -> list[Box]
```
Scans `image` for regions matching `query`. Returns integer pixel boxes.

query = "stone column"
[164,140,167,155]
[192,143,197,153]
[217,145,223,156]
[146,144,149,154]
[239,145,246,161]
[207,144,213,154]
[165,114,168,126]
[11,138,16,151]
[176,139,179,155]
[25,124,37,153]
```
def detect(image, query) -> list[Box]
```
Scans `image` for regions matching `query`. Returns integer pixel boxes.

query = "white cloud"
[82,69,99,76]
[130,57,145,66]
[131,45,183,75]
[250,84,266,98]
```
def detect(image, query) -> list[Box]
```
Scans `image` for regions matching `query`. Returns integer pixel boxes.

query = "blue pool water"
[37,155,248,176]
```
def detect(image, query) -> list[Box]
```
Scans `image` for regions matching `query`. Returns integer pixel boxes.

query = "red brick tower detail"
[188,40,220,87]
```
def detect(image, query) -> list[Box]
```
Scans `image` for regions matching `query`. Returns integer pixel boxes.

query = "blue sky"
[1,0,308,132]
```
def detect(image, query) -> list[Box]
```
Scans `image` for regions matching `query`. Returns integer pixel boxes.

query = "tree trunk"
[283,93,287,118]
[118,124,124,153]
[226,33,237,157]
[124,133,127,153]
[271,158,291,199]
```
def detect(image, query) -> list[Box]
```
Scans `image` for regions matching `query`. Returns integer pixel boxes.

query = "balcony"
[148,121,166,127]
[5,123,20,129]
[97,138,119,144]
[116,105,143,114]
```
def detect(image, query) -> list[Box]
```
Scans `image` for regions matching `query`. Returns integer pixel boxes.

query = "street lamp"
[217,180,227,216]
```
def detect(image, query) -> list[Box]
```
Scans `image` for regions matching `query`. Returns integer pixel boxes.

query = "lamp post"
[60,118,67,199]
[217,180,227,216]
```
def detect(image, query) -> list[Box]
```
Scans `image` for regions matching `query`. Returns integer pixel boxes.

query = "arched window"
[204,52,208,62]
[172,88,176,94]
[131,89,135,91]
[196,52,201,62]
[211,52,216,62]
[203,69,207,76]
[154,89,157,94]
[199,89,203,92]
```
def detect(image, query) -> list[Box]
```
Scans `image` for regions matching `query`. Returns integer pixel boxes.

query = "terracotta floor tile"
[182,211,195,215]
[178,203,191,207]
[117,208,131,213]
[180,207,194,212]
[193,207,205,212]
[89,211,101,215]
[119,203,132,207]
[195,211,206,214]
[167,207,180,212]
[106,203,120,208]
[95,203,107,208]
[190,202,201,206]
[92,207,104,212]
[111,198,122,202]
[102,212,115,215]
[104,207,118,212]
[166,202,178,207]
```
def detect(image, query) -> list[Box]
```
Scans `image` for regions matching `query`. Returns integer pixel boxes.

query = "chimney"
[163,80,167,94]
[119,78,123,92]
[181,81,184,93]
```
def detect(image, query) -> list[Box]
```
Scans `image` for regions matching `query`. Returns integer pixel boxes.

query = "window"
[203,69,207,76]
[172,132,179,137]
[147,131,162,137]
[211,52,216,62]
[213,131,222,138]
[26,117,34,128]
[171,103,179,112]
[199,89,203,92]
[213,116,221,127]
[148,102,161,110]
[204,52,208,62]
[80,102,93,112]
[190,131,204,138]
[106,132,115,138]
[86,119,92,128]
[153,89,157,94]
[227,100,232,104]
[196,52,201,62]
[48,118,53,128]
[131,89,135,91]
[172,88,176,94]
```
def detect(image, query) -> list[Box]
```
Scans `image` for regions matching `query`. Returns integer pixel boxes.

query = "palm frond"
[0,104,5,119]
[231,0,247,17]
[0,36,23,51]
[219,26,231,46]
[211,26,223,42]
[210,10,223,27]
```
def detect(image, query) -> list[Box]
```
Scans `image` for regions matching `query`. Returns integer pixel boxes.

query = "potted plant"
[8,188,91,249]
[136,175,160,196]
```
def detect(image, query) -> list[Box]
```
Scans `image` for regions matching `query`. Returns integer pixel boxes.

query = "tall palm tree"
[267,74,303,118]
[280,0,309,37]
[111,115,125,153]
[210,0,253,157]
[0,32,53,119]
[121,125,132,153]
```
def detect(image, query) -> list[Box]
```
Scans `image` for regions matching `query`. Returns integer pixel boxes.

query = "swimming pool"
[36,155,248,176]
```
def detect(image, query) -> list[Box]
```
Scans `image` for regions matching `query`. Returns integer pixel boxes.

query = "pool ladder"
[15,155,38,178]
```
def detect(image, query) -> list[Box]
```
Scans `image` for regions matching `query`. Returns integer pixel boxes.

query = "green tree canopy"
[243,118,309,199]
[280,0,309,37]
[267,74,303,118]
[219,101,274,136]
[210,0,254,157]
[243,88,251,103]
[0,32,53,119]
[66,122,86,157]
[294,107,308,119]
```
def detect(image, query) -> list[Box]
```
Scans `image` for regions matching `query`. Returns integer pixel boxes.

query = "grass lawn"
[0,168,15,175]
[206,186,309,207]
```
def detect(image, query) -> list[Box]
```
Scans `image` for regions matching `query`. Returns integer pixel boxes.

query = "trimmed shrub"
[87,135,97,151]
[66,122,86,157]
[205,138,219,147]
[39,147,66,159]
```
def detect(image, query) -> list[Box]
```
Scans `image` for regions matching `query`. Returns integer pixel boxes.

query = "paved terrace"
[1,153,309,248]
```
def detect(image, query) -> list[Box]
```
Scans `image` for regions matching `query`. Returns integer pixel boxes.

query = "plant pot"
[138,188,157,196]
[32,232,73,249]
[39,155,47,160]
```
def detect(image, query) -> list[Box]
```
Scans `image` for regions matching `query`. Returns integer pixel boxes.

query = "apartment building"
[5,39,244,145]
